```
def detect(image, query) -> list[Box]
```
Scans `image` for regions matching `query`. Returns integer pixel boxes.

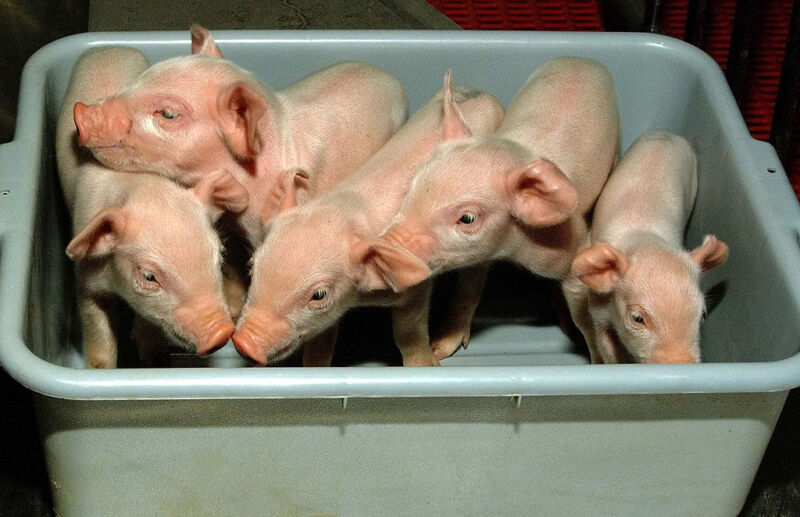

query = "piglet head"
[356,72,577,294]
[233,204,361,365]
[363,144,578,292]
[572,235,729,363]
[75,27,270,184]
[67,178,237,355]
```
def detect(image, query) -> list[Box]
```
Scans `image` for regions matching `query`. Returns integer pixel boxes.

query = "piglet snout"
[196,319,235,356]
[74,100,131,147]
[382,222,436,262]
[231,328,266,366]
[652,345,697,364]
[232,310,292,366]
[175,299,234,356]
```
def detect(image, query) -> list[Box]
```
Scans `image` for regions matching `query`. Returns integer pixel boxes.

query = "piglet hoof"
[431,327,471,360]
[402,351,441,367]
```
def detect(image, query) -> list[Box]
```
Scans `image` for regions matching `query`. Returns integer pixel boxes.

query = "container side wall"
[37,392,785,517]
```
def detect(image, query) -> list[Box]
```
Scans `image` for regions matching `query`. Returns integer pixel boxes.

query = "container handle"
[0,141,20,231]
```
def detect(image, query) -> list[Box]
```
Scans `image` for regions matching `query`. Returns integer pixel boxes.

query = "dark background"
[1,1,798,515]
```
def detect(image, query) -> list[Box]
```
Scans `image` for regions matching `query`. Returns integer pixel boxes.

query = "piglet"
[566,131,728,363]
[232,74,504,366]
[57,46,246,367]
[359,57,620,358]
[73,25,408,246]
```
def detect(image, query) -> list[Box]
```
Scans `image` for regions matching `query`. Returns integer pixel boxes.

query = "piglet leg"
[222,263,248,322]
[431,263,489,359]
[392,280,439,366]
[302,323,339,367]
[79,295,119,369]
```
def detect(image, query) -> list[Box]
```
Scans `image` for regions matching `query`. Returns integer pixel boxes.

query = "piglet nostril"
[73,102,91,146]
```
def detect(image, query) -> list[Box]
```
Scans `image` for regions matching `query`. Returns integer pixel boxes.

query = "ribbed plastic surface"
[424,0,603,30]
[703,0,738,71]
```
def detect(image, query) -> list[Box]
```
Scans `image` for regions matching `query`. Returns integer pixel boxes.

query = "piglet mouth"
[195,320,236,356]
[264,337,303,364]
[231,335,300,366]
[427,257,450,275]
[88,143,124,150]
[89,142,134,153]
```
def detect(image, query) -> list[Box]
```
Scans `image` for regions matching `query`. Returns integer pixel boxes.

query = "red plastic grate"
[703,0,738,71]
[661,0,689,40]
[741,0,793,140]
[424,0,604,30]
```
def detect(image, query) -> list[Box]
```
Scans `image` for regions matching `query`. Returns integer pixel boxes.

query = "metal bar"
[725,0,763,109]
[770,0,800,167]
[641,0,664,33]
[685,0,708,47]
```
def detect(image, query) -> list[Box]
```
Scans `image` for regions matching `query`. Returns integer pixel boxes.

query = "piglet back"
[501,57,620,217]
[593,130,698,246]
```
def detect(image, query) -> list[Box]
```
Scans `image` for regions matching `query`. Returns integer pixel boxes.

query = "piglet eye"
[631,311,645,325]
[160,109,177,120]
[458,212,477,225]
[142,270,159,284]
[311,289,327,301]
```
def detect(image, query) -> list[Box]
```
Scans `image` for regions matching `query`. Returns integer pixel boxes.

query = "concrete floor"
[88,0,459,30]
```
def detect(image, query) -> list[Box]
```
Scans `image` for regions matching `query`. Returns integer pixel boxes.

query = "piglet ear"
[505,159,578,227]
[217,81,267,159]
[66,209,131,260]
[192,170,249,217]
[571,242,630,293]
[261,168,311,224]
[441,71,472,142]
[690,235,729,272]
[350,239,431,293]
[190,24,224,58]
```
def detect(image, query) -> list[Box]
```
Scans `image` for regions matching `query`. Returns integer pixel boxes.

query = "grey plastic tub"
[1,30,799,516]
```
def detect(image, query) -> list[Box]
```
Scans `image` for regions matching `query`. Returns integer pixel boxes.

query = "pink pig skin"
[359,58,619,358]
[74,25,408,246]
[57,47,244,368]
[565,131,728,364]
[232,76,504,366]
